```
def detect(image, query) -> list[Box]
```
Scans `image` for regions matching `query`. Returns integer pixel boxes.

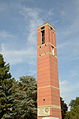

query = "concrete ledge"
[42,117,59,119]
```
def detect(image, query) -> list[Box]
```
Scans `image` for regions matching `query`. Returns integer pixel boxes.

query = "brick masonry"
[37,23,62,119]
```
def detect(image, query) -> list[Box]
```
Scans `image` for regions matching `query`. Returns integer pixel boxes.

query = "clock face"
[38,107,50,116]
[45,108,49,113]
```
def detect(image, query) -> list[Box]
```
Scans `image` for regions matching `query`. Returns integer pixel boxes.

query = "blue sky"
[0,0,79,105]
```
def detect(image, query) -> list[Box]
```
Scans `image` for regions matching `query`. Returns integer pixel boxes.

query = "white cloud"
[1,44,36,65]
[60,80,78,104]
[59,69,79,104]
[20,7,43,45]
[57,42,70,49]
[0,7,44,66]
[0,31,16,39]
[60,10,79,37]
[57,39,79,62]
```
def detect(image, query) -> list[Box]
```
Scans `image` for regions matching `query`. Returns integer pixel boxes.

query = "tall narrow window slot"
[51,46,54,55]
[41,30,45,44]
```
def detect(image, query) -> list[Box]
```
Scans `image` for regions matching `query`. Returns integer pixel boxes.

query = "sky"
[0,0,79,105]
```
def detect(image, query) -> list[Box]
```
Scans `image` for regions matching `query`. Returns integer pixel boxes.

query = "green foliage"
[65,97,79,119]
[0,54,37,119]
[60,97,68,119]
[12,76,37,119]
[1,54,71,119]
[0,54,14,119]
[0,54,11,80]
[69,97,79,110]
[65,106,79,119]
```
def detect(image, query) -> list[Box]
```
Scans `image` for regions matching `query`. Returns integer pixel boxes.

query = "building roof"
[38,23,55,31]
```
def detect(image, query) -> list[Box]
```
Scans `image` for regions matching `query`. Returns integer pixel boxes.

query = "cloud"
[0,7,44,65]
[60,6,79,37]
[57,42,70,49]
[61,19,79,36]
[59,68,79,104]
[57,39,79,62]
[1,44,36,65]
[20,7,43,45]
[60,79,79,103]
[60,80,78,103]
[0,31,16,39]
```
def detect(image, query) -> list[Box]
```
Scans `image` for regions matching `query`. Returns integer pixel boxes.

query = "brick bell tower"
[37,23,62,119]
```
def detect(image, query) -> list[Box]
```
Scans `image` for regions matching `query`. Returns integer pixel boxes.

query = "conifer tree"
[0,54,14,119]
[13,76,37,119]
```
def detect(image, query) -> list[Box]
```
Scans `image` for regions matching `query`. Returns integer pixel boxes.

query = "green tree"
[0,54,14,119]
[60,97,68,119]
[69,97,79,110]
[0,54,68,119]
[65,97,79,119]
[13,76,37,119]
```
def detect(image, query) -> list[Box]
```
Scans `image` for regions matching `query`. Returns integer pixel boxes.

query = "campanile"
[37,23,61,119]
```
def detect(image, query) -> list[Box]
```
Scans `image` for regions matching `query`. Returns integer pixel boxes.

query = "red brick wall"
[37,24,62,119]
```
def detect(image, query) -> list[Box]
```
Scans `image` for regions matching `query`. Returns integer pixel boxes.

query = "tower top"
[38,23,55,31]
